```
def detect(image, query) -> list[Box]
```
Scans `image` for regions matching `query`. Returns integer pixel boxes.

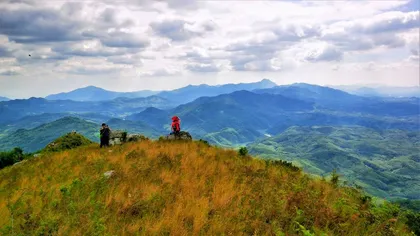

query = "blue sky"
[0,0,419,98]
[394,0,419,12]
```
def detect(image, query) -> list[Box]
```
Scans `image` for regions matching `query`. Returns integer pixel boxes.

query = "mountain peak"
[258,79,277,88]
[142,107,165,113]
[27,97,46,101]
[78,85,107,91]
[0,96,9,102]
[46,86,116,101]
[41,116,91,127]
[291,82,318,87]
[45,85,161,102]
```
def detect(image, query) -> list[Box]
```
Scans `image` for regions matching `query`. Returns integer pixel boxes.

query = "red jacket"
[171,121,180,132]
[171,116,181,132]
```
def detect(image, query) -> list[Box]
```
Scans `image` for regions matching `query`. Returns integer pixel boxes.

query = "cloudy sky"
[0,0,419,98]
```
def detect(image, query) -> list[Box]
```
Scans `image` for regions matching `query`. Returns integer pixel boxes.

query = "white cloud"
[53,58,132,75]
[0,66,22,76]
[408,55,419,62]
[107,54,144,65]
[100,31,150,48]
[303,44,343,62]
[186,63,221,72]
[349,11,419,34]
[0,0,419,98]
[149,18,215,42]
[139,68,182,77]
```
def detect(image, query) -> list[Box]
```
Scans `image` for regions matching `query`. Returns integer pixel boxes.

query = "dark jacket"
[100,127,110,138]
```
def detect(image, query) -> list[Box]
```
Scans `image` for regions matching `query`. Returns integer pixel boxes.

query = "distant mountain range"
[43,81,420,104]
[44,79,277,103]
[254,83,365,110]
[157,79,277,104]
[0,96,172,123]
[0,96,9,102]
[332,85,420,98]
[46,86,159,101]
[2,83,419,141]
[2,84,420,159]
[255,83,420,117]
[3,87,418,151]
[128,86,419,143]
[0,112,111,135]
[128,90,315,138]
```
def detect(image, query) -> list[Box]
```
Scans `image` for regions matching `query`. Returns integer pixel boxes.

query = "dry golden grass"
[0,140,412,235]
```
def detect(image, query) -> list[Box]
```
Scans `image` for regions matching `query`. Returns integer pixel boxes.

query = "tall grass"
[0,140,412,235]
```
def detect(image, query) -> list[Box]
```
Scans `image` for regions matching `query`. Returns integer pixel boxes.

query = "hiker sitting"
[100,123,111,148]
[170,116,181,136]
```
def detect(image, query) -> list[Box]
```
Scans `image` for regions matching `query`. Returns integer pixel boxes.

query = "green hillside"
[202,128,262,147]
[0,117,99,153]
[0,113,112,137]
[0,113,68,136]
[248,126,420,200]
[0,138,415,235]
[268,111,420,134]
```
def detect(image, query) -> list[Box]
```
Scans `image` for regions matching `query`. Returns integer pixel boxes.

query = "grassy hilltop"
[0,139,416,235]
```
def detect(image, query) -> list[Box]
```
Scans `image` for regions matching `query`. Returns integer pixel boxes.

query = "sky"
[0,0,419,99]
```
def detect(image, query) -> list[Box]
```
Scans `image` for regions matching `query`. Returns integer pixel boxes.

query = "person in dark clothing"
[100,123,111,148]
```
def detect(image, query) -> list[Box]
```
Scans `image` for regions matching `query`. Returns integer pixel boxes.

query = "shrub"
[0,147,24,169]
[121,132,128,142]
[198,139,210,147]
[330,169,340,187]
[127,134,148,143]
[268,159,300,172]
[43,133,92,152]
[238,147,248,157]
[360,195,372,205]
[405,211,420,235]
[394,199,420,212]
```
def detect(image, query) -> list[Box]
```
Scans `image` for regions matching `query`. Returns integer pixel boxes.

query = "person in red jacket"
[170,116,181,135]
